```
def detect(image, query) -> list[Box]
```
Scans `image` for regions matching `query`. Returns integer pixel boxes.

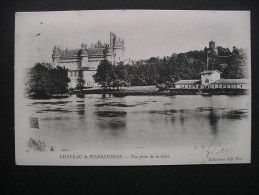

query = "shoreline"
[75,88,248,96]
[27,87,249,99]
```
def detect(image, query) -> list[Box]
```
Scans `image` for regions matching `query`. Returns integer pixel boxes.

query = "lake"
[25,94,250,152]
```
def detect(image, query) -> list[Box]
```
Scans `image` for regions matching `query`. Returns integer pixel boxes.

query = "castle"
[52,32,125,88]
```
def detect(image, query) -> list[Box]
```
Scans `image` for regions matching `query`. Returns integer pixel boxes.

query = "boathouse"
[174,80,201,89]
[210,79,248,89]
[174,69,248,89]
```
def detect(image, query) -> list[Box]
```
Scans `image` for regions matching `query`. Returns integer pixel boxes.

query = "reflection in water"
[223,109,248,119]
[101,94,112,98]
[179,110,185,125]
[207,109,220,135]
[95,111,127,117]
[76,94,85,98]
[95,110,127,137]
[77,103,85,116]
[26,95,249,151]
[31,101,72,105]
[36,108,73,113]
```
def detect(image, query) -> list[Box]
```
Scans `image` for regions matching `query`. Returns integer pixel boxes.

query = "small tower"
[79,43,88,68]
[121,39,125,60]
[110,31,114,47]
[111,33,125,64]
[209,39,218,55]
[52,46,60,66]
[209,40,216,51]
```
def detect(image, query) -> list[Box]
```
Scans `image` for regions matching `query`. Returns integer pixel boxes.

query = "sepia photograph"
[15,10,251,165]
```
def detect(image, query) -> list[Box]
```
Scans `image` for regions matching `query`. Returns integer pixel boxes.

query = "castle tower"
[111,33,125,64]
[110,31,114,47]
[79,43,88,68]
[52,46,60,66]
[207,39,218,70]
[209,40,216,51]
[121,39,125,60]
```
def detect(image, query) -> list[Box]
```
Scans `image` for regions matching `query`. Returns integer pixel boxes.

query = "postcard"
[15,10,251,165]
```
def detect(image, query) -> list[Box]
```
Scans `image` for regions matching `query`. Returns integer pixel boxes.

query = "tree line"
[94,46,248,88]
[26,46,248,97]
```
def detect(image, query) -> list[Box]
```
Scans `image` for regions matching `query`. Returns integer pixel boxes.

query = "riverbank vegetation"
[26,46,247,97]
[26,63,70,98]
[125,46,247,86]
[93,59,129,90]
[93,46,247,89]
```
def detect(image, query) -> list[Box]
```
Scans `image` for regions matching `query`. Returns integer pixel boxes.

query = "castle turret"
[111,33,125,64]
[52,46,60,66]
[121,39,125,59]
[110,31,114,47]
[209,39,218,54]
[209,40,216,51]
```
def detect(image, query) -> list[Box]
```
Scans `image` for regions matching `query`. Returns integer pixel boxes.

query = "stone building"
[52,32,125,88]
[174,70,248,89]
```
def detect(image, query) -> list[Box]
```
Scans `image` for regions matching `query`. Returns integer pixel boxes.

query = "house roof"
[174,80,200,85]
[199,70,221,75]
[212,79,249,84]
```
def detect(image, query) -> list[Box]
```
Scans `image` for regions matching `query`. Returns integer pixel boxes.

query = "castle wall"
[84,71,97,87]
[87,59,103,69]
[68,70,97,89]
[80,56,88,67]
[59,61,80,70]
[68,71,78,89]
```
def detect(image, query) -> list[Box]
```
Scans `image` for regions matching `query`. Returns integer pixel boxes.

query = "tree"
[27,63,71,98]
[76,69,85,92]
[52,66,70,93]
[27,63,55,97]
[93,59,116,89]
[226,47,248,79]
[114,63,129,90]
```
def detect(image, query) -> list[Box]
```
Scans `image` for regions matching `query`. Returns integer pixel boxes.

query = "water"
[25,95,250,151]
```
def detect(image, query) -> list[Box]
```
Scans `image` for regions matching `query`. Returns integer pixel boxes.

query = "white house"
[199,70,221,86]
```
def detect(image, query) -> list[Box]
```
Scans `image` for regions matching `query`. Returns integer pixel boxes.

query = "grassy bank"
[28,86,248,99]
[75,86,248,96]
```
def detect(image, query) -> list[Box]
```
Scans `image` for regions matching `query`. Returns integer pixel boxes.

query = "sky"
[15,10,250,66]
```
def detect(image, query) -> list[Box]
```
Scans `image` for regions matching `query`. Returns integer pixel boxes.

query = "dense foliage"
[27,63,70,97]
[124,46,248,86]
[94,60,130,90]
[93,59,117,89]
[94,47,247,88]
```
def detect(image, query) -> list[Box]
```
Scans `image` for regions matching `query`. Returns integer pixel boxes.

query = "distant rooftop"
[212,79,248,84]
[199,70,221,75]
[174,80,200,85]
